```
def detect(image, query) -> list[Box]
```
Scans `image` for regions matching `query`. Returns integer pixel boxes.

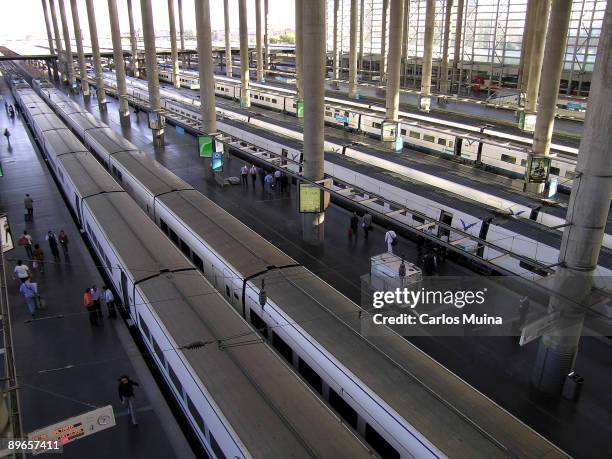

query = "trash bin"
[562,372,584,402]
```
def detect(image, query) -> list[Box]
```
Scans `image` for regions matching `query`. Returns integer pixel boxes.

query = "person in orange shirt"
[83,288,98,326]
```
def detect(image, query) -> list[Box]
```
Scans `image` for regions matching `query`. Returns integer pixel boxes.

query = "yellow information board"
[298,183,323,213]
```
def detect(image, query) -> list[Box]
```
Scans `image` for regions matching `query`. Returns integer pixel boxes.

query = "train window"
[292,103,296,108]
[521,159,528,167]
[152,336,165,365]
[272,332,293,363]
[168,364,183,398]
[565,170,575,179]
[372,122,381,129]
[253,94,259,99]
[168,227,179,245]
[423,135,435,143]
[272,99,277,104]
[210,433,226,459]
[501,154,517,164]
[266,97,271,102]
[400,129,406,135]
[409,131,420,139]
[365,424,400,459]
[549,166,560,176]
[139,314,150,340]
[186,395,206,432]
[325,111,332,117]
[250,309,268,337]
[160,218,169,235]
[412,215,425,224]
[298,358,322,394]
[329,388,358,429]
[192,253,204,271]
[179,239,192,258]
[449,141,454,148]
[437,138,447,146]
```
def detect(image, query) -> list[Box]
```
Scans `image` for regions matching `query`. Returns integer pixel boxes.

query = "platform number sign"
[296,100,304,118]
[198,135,213,158]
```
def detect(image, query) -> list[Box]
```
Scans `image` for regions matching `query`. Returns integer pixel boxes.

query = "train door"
[454,138,463,157]
[74,194,82,225]
[477,218,491,257]
[120,270,131,315]
[281,148,288,166]
[438,211,453,239]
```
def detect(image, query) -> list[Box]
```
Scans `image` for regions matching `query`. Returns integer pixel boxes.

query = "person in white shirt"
[13,260,31,283]
[240,164,249,188]
[103,285,117,319]
[249,165,257,188]
[385,230,397,254]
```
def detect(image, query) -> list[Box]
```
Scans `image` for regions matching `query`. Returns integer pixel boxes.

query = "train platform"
[71,91,612,458]
[0,80,195,458]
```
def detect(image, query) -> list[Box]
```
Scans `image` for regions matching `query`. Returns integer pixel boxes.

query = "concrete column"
[301,0,326,245]
[69,0,90,98]
[238,0,250,107]
[332,0,340,80]
[223,0,232,77]
[255,0,264,81]
[264,0,269,69]
[49,0,65,82]
[127,0,139,78]
[385,0,405,123]
[178,0,185,52]
[518,0,537,92]
[42,0,60,82]
[524,0,551,116]
[451,0,464,93]
[108,0,130,126]
[348,0,359,97]
[531,1,612,397]
[379,0,388,83]
[439,0,453,94]
[295,0,304,100]
[359,0,364,71]
[195,0,217,134]
[168,0,180,88]
[85,0,107,109]
[420,0,435,111]
[525,0,572,194]
[140,0,164,145]
[58,0,75,86]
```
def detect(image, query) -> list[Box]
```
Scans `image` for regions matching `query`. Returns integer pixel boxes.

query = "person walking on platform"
[264,172,274,196]
[13,260,31,283]
[349,212,359,243]
[385,230,397,254]
[257,166,266,189]
[118,375,140,425]
[273,170,281,191]
[103,286,117,319]
[84,288,99,326]
[250,164,257,188]
[240,164,249,188]
[20,279,38,319]
[32,244,45,274]
[58,230,69,257]
[24,194,34,221]
[46,231,60,261]
[3,128,10,147]
[362,212,373,239]
[18,231,33,259]
[422,250,437,276]
[279,172,289,194]
[91,285,103,321]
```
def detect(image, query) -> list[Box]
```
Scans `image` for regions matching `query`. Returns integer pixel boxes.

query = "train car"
[17,80,375,459]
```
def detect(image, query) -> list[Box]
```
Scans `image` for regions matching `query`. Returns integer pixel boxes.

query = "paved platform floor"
[73,91,612,458]
[0,81,195,459]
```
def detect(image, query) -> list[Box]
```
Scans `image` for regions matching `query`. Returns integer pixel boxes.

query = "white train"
[155,67,579,190]
[15,80,373,459]
[35,79,571,459]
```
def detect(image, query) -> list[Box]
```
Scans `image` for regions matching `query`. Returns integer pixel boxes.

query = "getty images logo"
[372,288,487,309]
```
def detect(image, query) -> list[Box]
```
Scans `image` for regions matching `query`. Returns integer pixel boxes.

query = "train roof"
[85,193,193,283]
[139,272,372,458]
[41,129,89,156]
[112,151,194,196]
[84,127,140,155]
[67,112,107,131]
[21,101,54,116]
[157,190,294,277]
[58,153,124,196]
[30,113,65,132]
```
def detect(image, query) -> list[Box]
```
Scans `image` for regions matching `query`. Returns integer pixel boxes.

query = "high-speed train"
[97,71,612,258]
[34,78,571,459]
[13,79,373,459]
[154,66,580,189]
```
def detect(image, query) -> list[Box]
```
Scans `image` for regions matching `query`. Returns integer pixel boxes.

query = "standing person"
[91,285,103,321]
[362,212,373,239]
[3,128,10,146]
[19,279,38,319]
[273,169,281,191]
[385,230,397,254]
[13,260,31,283]
[280,172,289,194]
[32,244,45,274]
[240,164,249,188]
[84,288,99,326]
[103,286,117,319]
[422,250,437,276]
[249,164,257,188]
[24,194,33,221]
[18,231,33,259]
[258,166,266,189]
[118,375,140,425]
[46,231,60,261]
[349,212,359,243]
[264,172,274,196]
[58,230,69,257]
